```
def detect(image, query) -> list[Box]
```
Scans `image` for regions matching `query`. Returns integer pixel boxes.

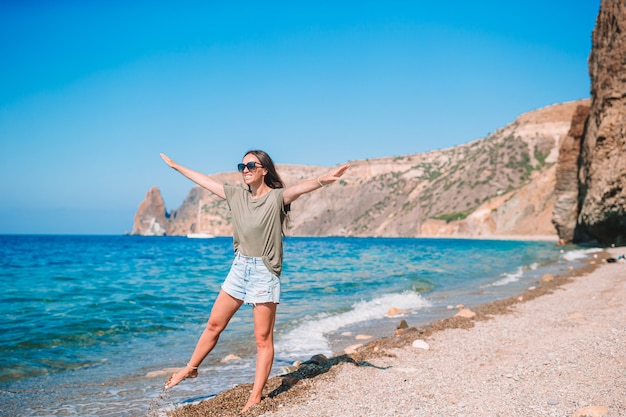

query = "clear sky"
[0,0,601,235]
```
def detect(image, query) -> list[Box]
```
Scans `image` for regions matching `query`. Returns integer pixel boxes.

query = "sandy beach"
[166,247,626,417]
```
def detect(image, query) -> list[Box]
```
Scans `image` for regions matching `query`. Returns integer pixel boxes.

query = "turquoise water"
[0,235,593,416]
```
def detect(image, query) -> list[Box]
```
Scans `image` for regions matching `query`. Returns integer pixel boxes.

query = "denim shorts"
[222,252,281,304]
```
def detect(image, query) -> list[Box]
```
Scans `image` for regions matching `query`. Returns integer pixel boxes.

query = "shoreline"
[165,247,625,417]
[122,233,562,241]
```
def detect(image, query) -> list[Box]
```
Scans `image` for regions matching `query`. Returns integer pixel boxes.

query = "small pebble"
[412,339,430,350]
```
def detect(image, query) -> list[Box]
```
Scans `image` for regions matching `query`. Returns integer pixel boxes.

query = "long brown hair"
[244,149,285,189]
[244,150,291,230]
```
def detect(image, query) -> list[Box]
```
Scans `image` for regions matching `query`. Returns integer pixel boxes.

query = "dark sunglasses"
[237,162,262,172]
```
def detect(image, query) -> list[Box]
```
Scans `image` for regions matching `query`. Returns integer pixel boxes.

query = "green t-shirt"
[224,184,287,276]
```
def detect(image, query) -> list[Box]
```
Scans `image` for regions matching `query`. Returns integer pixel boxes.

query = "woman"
[160,150,350,413]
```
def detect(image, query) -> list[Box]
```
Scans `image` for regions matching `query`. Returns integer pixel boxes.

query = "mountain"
[134,0,626,245]
[132,100,587,239]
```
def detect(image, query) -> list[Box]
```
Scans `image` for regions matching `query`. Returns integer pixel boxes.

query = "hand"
[319,163,351,185]
[160,153,177,168]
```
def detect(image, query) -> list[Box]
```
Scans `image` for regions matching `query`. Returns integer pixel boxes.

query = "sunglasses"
[237,162,262,172]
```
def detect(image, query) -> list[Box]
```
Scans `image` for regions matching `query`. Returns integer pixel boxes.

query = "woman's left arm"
[283,163,351,205]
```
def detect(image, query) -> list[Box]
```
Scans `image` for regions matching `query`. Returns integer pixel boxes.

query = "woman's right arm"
[160,153,226,199]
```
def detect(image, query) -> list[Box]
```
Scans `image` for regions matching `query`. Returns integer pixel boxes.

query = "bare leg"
[241,302,277,413]
[165,290,243,389]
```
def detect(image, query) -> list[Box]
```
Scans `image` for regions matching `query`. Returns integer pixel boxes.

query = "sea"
[0,235,600,417]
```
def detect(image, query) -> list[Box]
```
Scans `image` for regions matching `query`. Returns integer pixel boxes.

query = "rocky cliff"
[573,0,626,245]
[552,104,590,242]
[132,100,587,238]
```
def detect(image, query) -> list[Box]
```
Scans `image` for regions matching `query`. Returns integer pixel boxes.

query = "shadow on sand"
[267,353,391,400]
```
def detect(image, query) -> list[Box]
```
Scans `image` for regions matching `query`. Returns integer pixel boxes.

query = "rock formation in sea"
[132,186,169,236]
[573,0,626,245]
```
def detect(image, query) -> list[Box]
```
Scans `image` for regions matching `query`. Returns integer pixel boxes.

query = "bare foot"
[164,365,198,389]
[241,398,261,414]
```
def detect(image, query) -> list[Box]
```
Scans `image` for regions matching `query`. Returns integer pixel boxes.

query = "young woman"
[160,150,350,413]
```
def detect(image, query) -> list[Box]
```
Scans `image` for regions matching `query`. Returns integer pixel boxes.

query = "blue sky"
[0,1,601,234]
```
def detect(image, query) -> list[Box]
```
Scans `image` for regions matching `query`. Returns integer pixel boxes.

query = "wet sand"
[165,247,626,417]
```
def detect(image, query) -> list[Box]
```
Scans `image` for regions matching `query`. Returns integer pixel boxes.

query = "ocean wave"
[561,247,602,261]
[275,291,430,360]
[482,247,602,289]
[488,266,524,287]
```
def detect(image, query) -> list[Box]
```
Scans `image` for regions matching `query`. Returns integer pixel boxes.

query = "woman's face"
[240,153,267,186]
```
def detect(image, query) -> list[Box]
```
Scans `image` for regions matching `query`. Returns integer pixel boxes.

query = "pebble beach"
[165,247,626,417]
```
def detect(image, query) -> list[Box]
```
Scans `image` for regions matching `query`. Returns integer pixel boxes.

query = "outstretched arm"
[160,153,226,200]
[283,163,350,205]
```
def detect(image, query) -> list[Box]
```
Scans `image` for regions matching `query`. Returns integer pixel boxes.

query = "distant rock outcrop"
[132,186,169,236]
[573,0,626,245]
[132,100,586,238]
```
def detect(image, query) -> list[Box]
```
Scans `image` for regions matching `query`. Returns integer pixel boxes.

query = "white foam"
[562,248,602,261]
[489,266,524,287]
[483,247,602,289]
[275,291,430,360]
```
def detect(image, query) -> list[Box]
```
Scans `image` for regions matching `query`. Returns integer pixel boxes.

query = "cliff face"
[574,0,626,245]
[133,100,586,238]
[552,104,590,242]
